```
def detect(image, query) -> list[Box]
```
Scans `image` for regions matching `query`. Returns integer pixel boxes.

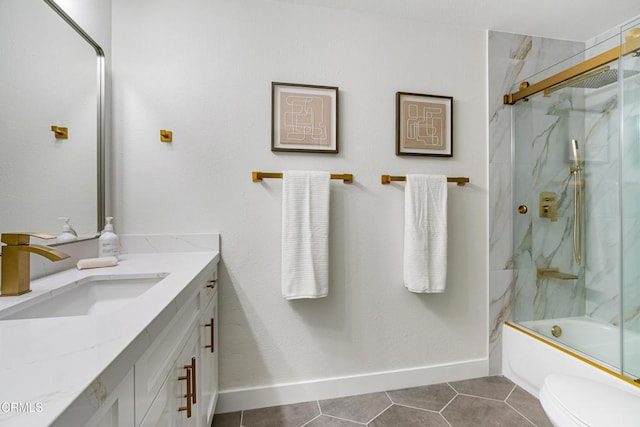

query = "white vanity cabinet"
[135,265,219,427]
[135,291,200,426]
[198,273,219,426]
[0,251,221,427]
[139,326,200,427]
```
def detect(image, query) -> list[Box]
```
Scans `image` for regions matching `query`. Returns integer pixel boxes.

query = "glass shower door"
[511,44,624,372]
[512,77,588,325]
[621,19,640,381]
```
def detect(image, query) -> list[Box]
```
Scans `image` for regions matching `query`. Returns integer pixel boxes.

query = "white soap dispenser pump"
[99,217,120,258]
[56,217,78,243]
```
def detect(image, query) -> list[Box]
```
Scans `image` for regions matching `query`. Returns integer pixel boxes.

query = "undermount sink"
[0,273,169,320]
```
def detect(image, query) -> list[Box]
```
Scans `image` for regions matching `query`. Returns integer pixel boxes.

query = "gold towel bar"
[381,175,470,186]
[252,171,353,183]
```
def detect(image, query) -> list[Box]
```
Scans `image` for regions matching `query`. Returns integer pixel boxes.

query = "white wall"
[112,0,488,400]
[54,0,111,50]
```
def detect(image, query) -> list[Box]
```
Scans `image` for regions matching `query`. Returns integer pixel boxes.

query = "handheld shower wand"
[570,139,583,265]
[571,139,580,169]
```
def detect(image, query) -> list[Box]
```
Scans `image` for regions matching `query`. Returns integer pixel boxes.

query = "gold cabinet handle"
[518,205,528,214]
[190,357,197,404]
[177,366,192,418]
[205,318,215,353]
[206,280,217,289]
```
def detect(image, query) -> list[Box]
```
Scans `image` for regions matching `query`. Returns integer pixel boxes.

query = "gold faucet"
[1,233,70,296]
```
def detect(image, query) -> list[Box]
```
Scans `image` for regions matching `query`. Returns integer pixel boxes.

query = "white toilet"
[539,374,640,427]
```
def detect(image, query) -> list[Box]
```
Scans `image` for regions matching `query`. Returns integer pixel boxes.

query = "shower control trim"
[540,192,558,222]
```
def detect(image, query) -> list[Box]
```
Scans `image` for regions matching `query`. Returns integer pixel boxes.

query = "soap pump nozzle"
[58,217,78,237]
[56,217,78,243]
[103,217,114,233]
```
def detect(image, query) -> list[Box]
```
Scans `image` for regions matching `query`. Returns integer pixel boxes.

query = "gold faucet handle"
[1,233,57,246]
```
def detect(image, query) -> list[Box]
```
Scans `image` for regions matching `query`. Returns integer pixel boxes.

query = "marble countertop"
[0,251,219,426]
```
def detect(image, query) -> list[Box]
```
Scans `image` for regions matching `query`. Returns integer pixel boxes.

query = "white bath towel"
[281,171,330,299]
[403,174,448,293]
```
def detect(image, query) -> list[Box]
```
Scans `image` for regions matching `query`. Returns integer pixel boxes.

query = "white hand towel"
[77,256,118,270]
[281,171,330,299]
[403,174,448,293]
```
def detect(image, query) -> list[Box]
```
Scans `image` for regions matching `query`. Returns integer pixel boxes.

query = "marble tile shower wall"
[512,93,587,322]
[583,84,621,326]
[488,31,584,373]
[622,46,640,332]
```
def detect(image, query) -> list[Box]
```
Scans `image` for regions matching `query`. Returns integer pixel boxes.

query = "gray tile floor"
[212,376,553,427]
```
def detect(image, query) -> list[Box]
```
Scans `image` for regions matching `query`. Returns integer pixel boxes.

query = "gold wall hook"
[160,129,173,142]
[50,125,68,139]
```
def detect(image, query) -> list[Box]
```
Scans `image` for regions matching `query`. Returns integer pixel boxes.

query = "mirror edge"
[44,0,106,237]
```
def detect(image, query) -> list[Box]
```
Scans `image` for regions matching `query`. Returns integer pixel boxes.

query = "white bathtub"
[502,318,640,398]
[522,317,621,369]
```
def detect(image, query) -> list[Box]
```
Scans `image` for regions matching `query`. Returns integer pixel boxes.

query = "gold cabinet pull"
[518,205,528,214]
[190,357,197,404]
[177,365,192,418]
[205,318,215,353]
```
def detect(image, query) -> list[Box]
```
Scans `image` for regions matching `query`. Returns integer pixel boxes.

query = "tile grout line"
[365,401,394,425]
[391,401,454,426]
[504,401,540,427]
[300,401,323,427]
[392,402,445,415]
[311,399,368,426]
[300,413,323,427]
[456,392,513,403]
[438,385,459,413]
[321,414,368,426]
[504,384,517,401]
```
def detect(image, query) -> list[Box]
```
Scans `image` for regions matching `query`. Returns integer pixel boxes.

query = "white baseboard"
[215,358,488,414]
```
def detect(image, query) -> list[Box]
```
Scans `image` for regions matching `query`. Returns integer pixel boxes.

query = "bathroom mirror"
[0,0,105,241]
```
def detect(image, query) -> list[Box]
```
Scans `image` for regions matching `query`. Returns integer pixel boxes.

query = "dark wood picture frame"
[396,92,453,157]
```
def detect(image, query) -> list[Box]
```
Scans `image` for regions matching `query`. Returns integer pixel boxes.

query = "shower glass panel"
[621,19,640,380]
[512,38,625,372]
